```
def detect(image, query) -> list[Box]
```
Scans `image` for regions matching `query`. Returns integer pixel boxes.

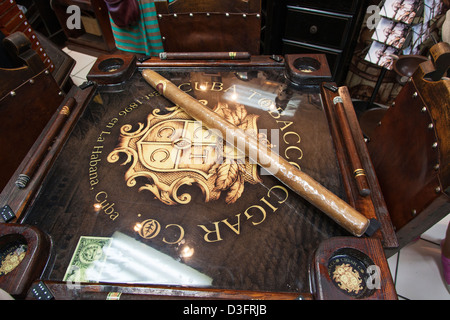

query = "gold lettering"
[95,191,107,202]
[276,120,294,131]
[221,214,241,235]
[103,202,116,215]
[211,82,223,91]
[258,98,275,110]
[88,172,98,186]
[97,130,111,142]
[106,118,118,129]
[198,223,223,242]
[178,83,192,92]
[92,145,103,154]
[283,131,301,144]
[109,212,119,220]
[223,84,237,94]
[196,187,290,242]
[267,185,289,204]
[89,158,101,167]
[260,197,278,212]
[248,90,261,100]
[285,145,303,160]
[267,108,281,119]
[94,191,120,220]
[267,105,284,119]
[90,153,100,160]
[89,146,103,189]
[243,205,267,226]
[289,161,301,170]
[143,90,160,99]
[195,82,209,91]
[163,224,185,244]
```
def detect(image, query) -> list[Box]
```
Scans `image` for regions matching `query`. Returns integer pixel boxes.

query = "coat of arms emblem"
[107,103,269,205]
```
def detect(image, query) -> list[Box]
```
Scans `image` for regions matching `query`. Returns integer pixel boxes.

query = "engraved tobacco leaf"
[234,104,248,122]
[222,107,239,126]
[225,174,245,204]
[214,159,239,191]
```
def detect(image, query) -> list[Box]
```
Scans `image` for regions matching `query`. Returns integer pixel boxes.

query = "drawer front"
[284,7,352,50]
[286,0,358,14]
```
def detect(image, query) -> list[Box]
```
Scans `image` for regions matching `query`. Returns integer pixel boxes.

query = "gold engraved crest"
[107,103,265,205]
[332,263,364,294]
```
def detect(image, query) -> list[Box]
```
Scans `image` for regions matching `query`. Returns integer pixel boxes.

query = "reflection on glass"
[222,84,299,117]
[93,203,102,212]
[133,222,142,233]
[84,232,212,286]
[179,245,194,258]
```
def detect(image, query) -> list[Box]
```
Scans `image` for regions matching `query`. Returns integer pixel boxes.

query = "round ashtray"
[0,235,28,276]
[98,58,124,73]
[327,248,375,299]
[293,57,321,73]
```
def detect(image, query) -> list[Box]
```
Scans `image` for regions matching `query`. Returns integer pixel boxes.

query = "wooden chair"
[0,1,75,91]
[0,32,64,190]
[154,0,261,55]
[367,42,450,254]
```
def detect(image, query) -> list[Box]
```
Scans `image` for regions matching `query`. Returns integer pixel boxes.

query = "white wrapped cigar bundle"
[142,70,370,237]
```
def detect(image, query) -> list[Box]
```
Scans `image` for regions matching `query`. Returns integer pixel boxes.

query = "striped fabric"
[109,0,164,56]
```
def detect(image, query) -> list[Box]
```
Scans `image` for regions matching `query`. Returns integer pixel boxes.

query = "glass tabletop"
[22,68,346,293]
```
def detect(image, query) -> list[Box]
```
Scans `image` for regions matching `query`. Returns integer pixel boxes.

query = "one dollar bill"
[63,236,111,283]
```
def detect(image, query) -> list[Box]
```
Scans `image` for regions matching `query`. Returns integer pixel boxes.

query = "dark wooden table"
[0,52,397,300]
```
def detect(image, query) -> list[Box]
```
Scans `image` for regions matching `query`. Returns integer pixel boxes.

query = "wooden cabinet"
[263,0,367,84]
[52,0,116,55]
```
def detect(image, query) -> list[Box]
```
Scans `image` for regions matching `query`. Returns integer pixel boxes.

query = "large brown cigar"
[15,97,76,189]
[142,70,372,237]
[159,52,251,60]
